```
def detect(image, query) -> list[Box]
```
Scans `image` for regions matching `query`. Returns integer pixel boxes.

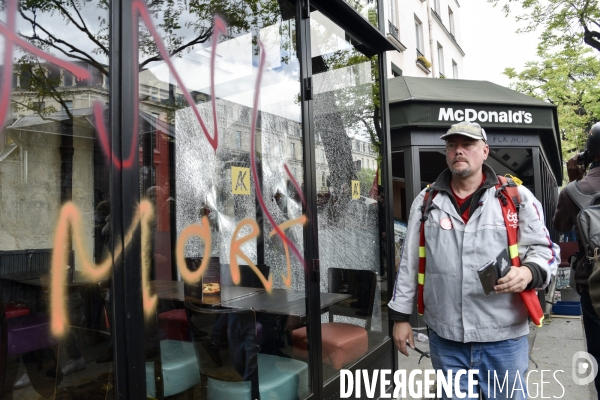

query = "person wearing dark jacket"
[553,122,600,398]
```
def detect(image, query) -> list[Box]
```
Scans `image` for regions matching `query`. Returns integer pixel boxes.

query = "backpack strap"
[495,175,545,327]
[496,176,521,265]
[564,181,600,210]
[417,186,436,316]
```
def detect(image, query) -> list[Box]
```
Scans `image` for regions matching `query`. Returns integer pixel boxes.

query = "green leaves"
[489,0,600,53]
[504,46,600,183]
[493,0,600,183]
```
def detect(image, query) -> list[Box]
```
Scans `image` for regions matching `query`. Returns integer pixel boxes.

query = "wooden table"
[0,271,97,287]
[219,288,350,318]
[151,280,266,305]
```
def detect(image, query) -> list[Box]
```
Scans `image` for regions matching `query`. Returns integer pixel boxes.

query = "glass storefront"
[309,10,388,385]
[0,0,395,398]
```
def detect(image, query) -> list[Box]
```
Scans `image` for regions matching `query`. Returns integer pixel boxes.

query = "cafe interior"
[0,0,398,398]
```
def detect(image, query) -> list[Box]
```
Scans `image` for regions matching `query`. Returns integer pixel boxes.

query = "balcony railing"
[430,8,465,56]
[416,49,431,73]
[388,20,399,40]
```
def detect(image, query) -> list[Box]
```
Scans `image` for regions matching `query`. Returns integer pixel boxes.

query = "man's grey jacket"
[388,164,559,343]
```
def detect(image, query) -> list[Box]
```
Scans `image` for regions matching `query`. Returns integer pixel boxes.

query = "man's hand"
[393,321,414,357]
[494,266,533,294]
[567,153,585,182]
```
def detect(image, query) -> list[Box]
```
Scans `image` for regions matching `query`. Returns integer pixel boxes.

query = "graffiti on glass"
[0,0,307,337]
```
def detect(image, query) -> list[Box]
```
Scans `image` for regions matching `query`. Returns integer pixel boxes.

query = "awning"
[7,106,175,138]
[388,76,563,182]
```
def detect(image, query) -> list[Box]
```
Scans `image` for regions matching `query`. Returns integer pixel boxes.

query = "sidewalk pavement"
[395,314,597,399]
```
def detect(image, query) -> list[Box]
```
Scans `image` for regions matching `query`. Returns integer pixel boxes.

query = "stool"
[292,323,368,369]
[145,340,201,397]
[207,353,309,400]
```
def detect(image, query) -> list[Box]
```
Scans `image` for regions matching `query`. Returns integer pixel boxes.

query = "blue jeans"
[429,330,529,400]
[580,290,600,397]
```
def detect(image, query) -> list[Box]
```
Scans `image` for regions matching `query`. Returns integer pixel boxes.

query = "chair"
[6,313,57,357]
[185,301,309,400]
[2,312,61,397]
[291,268,376,370]
[158,309,190,341]
[220,263,270,288]
[221,263,269,345]
[142,307,199,399]
[0,301,6,395]
[558,242,579,269]
[145,339,201,398]
[4,302,30,319]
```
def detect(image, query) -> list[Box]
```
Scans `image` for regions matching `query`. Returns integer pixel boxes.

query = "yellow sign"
[351,180,360,199]
[232,167,251,195]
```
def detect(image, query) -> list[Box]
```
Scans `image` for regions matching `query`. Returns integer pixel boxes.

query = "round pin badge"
[440,218,452,230]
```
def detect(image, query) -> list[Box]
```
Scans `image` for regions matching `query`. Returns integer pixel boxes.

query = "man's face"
[445,135,489,178]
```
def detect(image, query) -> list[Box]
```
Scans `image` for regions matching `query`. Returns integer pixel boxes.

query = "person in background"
[553,122,600,398]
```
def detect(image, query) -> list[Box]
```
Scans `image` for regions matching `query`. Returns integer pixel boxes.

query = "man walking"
[388,122,559,399]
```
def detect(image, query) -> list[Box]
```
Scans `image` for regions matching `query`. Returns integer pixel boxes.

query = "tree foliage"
[4,0,281,120]
[489,0,600,53]
[504,46,600,181]
[13,0,278,73]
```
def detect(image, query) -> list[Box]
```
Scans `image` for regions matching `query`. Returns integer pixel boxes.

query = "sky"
[459,0,541,88]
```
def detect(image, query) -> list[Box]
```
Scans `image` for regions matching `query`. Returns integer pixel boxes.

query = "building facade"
[383,0,465,79]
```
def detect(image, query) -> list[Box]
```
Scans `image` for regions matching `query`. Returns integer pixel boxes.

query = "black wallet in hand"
[478,260,498,296]
[478,248,511,296]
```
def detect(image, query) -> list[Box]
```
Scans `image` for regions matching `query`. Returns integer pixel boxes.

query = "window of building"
[437,43,445,78]
[322,172,326,187]
[452,60,458,79]
[389,0,397,26]
[448,7,455,35]
[150,86,159,101]
[290,142,296,158]
[414,17,424,54]
[433,0,440,15]
[235,131,242,149]
[152,112,160,149]
[63,100,73,111]
[391,62,402,77]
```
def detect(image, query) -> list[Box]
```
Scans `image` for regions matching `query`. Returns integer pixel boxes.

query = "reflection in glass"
[309,10,387,384]
[0,0,113,397]
[139,0,310,398]
[343,0,379,27]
